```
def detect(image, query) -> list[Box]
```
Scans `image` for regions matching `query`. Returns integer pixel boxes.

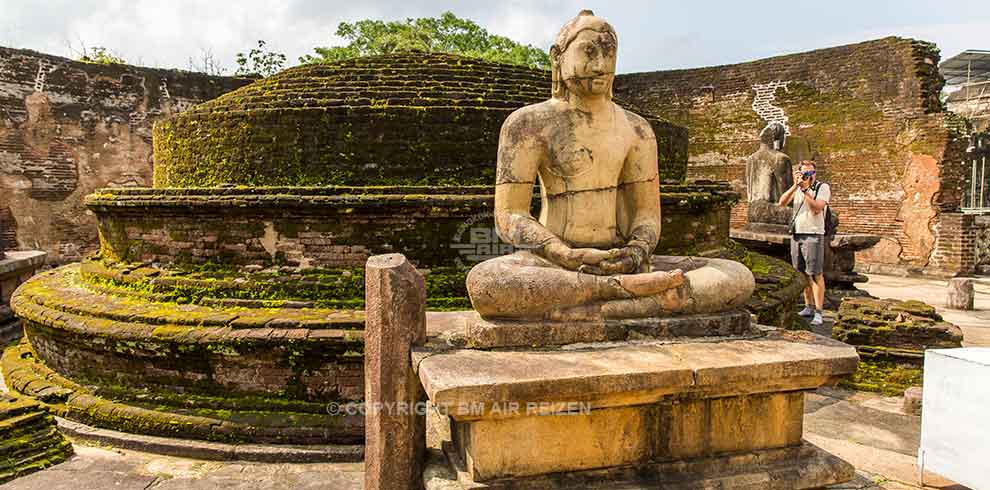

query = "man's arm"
[778,181,800,207]
[801,183,829,212]
[774,156,794,195]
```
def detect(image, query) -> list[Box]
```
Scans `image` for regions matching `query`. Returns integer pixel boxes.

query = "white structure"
[919,348,990,489]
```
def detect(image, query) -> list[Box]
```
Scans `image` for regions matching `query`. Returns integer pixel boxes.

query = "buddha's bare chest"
[541,129,628,190]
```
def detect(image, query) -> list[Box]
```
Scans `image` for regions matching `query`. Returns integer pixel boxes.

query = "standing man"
[778,160,831,326]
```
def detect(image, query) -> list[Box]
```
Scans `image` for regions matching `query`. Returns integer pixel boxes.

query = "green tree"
[235,40,287,77]
[301,12,549,70]
[78,46,125,65]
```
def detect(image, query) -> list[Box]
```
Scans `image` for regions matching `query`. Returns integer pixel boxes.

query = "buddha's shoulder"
[504,100,563,125]
[617,106,656,141]
[499,102,560,143]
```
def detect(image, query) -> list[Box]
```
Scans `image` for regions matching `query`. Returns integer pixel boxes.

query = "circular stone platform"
[6,265,364,446]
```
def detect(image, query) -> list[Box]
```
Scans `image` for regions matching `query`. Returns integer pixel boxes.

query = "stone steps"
[1,342,362,446]
[0,394,72,485]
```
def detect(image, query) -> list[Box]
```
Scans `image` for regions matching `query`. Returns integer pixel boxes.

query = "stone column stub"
[364,253,427,490]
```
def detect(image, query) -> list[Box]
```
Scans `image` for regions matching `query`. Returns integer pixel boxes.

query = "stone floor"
[0,445,364,489]
[3,272,982,490]
[0,385,968,490]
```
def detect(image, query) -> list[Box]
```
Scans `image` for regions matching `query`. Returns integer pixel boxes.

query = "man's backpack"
[812,181,838,237]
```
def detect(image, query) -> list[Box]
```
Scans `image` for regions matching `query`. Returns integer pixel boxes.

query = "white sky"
[2,0,988,74]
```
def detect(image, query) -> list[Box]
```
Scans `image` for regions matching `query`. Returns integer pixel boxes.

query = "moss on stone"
[152,52,687,188]
[708,240,806,329]
[840,358,923,396]
[0,376,73,484]
[1,341,361,445]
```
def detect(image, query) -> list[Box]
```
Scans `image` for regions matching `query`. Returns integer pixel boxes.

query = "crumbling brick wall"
[615,37,972,274]
[0,47,251,264]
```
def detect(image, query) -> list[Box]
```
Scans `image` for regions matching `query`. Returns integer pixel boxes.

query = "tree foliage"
[78,46,125,65]
[235,40,287,77]
[300,12,549,70]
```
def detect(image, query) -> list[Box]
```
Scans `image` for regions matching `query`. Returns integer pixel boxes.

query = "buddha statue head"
[759,122,787,151]
[550,10,618,101]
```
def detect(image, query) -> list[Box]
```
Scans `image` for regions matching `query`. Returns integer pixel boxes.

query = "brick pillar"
[364,253,427,490]
[930,213,976,276]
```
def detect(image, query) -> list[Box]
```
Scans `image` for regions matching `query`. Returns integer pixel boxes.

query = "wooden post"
[946,278,974,311]
[364,253,427,490]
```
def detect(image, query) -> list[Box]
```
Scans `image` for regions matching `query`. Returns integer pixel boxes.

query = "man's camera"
[801,170,815,181]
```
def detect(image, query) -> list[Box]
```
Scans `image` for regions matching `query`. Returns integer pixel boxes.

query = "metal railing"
[963,133,990,213]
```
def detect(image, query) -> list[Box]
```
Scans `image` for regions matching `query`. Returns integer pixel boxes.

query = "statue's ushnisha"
[467,10,752,321]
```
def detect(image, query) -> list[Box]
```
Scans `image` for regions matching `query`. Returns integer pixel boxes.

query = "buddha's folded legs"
[466,251,685,320]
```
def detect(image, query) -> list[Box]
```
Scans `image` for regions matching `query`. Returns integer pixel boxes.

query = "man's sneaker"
[811,312,824,326]
[798,305,815,317]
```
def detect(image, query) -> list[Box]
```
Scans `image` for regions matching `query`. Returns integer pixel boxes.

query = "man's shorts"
[791,234,825,276]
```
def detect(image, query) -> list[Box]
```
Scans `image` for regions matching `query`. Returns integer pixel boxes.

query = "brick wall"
[614,37,973,273]
[0,46,251,264]
[87,184,734,269]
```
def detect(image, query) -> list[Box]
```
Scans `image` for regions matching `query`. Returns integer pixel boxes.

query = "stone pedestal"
[416,315,859,489]
[731,227,881,308]
[0,250,46,342]
[946,278,974,310]
[903,386,923,416]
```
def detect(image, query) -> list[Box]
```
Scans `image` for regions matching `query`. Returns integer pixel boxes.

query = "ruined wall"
[0,47,251,264]
[615,37,971,273]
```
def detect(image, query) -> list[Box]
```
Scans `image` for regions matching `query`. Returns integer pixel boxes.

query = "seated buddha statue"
[466,10,753,322]
[745,122,794,228]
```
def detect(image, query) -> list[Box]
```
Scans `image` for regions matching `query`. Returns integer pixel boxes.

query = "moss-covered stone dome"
[152,52,549,187]
[152,52,687,188]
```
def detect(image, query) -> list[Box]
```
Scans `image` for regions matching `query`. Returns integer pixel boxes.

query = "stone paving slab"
[0,445,363,490]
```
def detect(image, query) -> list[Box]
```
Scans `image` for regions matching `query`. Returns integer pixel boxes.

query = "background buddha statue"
[745,122,794,228]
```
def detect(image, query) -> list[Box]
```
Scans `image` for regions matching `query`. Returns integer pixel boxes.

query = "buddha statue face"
[551,10,618,100]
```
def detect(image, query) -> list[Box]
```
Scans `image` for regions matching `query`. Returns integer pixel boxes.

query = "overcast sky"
[2,0,988,74]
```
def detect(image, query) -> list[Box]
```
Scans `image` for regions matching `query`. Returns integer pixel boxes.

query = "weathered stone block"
[903,386,923,416]
[832,297,963,355]
[946,277,974,310]
[833,297,963,395]
[364,253,427,490]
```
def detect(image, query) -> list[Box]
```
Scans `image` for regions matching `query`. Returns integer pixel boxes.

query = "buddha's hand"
[578,245,647,275]
[541,239,614,271]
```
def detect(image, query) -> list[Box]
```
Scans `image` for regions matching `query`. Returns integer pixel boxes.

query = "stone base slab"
[731,229,881,251]
[440,309,753,349]
[416,327,858,484]
[424,440,855,489]
[417,329,859,421]
[0,250,46,277]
